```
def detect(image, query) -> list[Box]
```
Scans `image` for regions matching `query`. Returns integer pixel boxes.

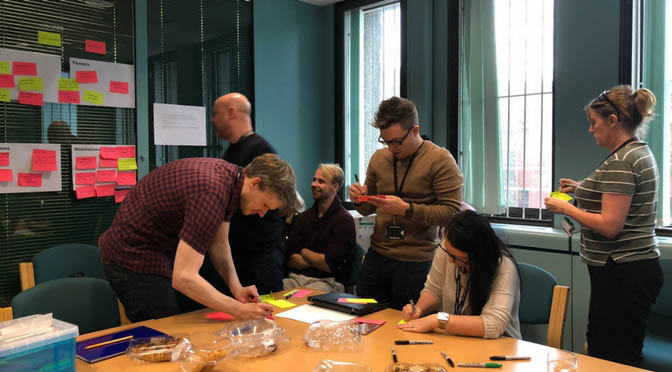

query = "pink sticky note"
[32,149,57,171]
[291,289,313,298]
[205,312,234,321]
[114,189,129,203]
[0,169,12,182]
[18,91,43,106]
[96,184,115,197]
[99,157,118,168]
[109,81,129,94]
[0,74,15,88]
[58,90,80,104]
[353,318,386,325]
[96,169,117,183]
[75,172,95,185]
[13,62,37,76]
[18,173,42,187]
[0,152,9,166]
[337,298,350,303]
[76,185,96,199]
[117,146,135,158]
[85,39,106,55]
[100,146,121,159]
[116,171,136,186]
[76,70,98,84]
[75,156,97,170]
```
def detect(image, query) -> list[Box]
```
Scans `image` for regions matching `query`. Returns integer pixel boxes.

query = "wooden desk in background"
[76,293,649,372]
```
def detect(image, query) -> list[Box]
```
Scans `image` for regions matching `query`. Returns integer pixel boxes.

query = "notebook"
[76,325,166,363]
[308,292,388,316]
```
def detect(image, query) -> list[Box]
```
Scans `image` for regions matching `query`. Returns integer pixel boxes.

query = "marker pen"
[457,363,502,368]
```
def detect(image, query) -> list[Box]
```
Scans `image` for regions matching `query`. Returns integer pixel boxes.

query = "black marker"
[354,174,360,183]
[441,351,455,367]
[489,356,531,361]
[394,340,433,345]
[392,347,398,363]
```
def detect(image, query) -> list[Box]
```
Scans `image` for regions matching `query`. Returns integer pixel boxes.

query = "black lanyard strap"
[393,141,424,197]
[454,266,470,315]
[600,137,638,166]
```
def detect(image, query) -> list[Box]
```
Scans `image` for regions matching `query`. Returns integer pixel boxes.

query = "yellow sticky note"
[117,158,137,171]
[0,88,10,102]
[0,61,10,74]
[267,299,296,309]
[18,77,43,91]
[346,298,378,304]
[83,89,104,105]
[57,78,79,91]
[260,294,275,303]
[398,319,407,325]
[38,31,61,47]
[549,191,573,202]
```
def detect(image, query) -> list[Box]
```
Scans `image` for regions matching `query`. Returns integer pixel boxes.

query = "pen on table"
[394,340,434,345]
[84,335,133,350]
[441,350,455,367]
[489,356,531,361]
[392,347,398,363]
[284,289,297,299]
[354,174,359,183]
[456,363,502,368]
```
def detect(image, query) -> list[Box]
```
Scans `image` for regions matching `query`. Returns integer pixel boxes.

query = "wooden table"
[76,293,650,372]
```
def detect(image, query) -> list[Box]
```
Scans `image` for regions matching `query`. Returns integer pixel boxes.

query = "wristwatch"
[404,203,414,218]
[437,312,450,329]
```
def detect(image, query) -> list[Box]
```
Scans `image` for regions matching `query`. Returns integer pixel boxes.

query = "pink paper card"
[75,156,97,170]
[13,61,37,76]
[58,90,80,104]
[353,318,386,325]
[18,91,43,106]
[0,74,15,88]
[76,185,96,199]
[18,173,42,187]
[76,70,98,84]
[32,149,57,171]
[85,39,106,55]
[117,146,135,158]
[116,171,136,186]
[114,189,129,203]
[291,289,313,298]
[109,81,129,94]
[95,184,115,197]
[205,312,234,321]
[75,172,95,185]
[100,146,121,159]
[99,157,118,168]
[0,152,9,166]
[96,169,117,183]
[0,169,12,182]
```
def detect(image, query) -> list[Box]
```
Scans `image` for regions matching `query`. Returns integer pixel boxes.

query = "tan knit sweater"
[355,141,463,262]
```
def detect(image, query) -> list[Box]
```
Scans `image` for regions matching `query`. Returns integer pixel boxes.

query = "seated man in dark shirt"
[283,163,356,292]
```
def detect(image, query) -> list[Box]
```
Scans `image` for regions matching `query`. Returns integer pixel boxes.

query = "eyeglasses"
[598,90,621,118]
[378,129,411,146]
[439,242,469,265]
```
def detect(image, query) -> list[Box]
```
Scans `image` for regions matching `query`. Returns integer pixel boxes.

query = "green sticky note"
[0,88,10,102]
[118,158,138,170]
[549,191,573,202]
[38,31,61,47]
[18,77,43,91]
[57,78,79,91]
[260,294,275,303]
[83,89,104,105]
[267,299,296,309]
[0,61,9,74]
[398,319,407,325]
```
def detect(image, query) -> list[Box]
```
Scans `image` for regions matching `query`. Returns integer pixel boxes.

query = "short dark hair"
[372,96,419,130]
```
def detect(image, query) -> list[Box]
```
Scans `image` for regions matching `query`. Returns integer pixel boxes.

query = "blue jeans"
[356,248,432,310]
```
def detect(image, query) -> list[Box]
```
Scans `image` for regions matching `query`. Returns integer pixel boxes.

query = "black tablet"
[308,292,389,316]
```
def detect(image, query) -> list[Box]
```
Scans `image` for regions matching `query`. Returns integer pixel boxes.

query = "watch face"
[437,312,449,321]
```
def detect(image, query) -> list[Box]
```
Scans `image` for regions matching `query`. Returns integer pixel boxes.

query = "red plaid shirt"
[99,158,243,278]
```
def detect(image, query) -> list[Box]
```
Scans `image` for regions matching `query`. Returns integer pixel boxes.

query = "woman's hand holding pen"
[401,302,422,321]
[558,178,579,194]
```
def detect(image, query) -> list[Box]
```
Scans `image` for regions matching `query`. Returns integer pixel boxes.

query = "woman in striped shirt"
[545,85,663,367]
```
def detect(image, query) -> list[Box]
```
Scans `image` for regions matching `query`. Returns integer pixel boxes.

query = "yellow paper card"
[267,299,296,309]
[0,88,10,102]
[0,61,10,74]
[346,298,378,304]
[549,191,573,202]
[398,319,407,325]
[57,78,79,91]
[118,158,138,170]
[83,89,104,105]
[38,31,61,47]
[18,77,43,91]
[260,294,275,303]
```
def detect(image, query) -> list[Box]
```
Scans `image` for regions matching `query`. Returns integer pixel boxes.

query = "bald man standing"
[201,93,286,294]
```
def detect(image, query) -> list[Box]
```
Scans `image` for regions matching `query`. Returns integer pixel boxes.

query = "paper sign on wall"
[153,103,207,146]
[0,48,61,103]
[0,143,62,194]
[71,144,136,197]
[69,57,135,108]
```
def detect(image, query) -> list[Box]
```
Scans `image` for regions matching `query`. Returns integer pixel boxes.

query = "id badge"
[386,224,405,240]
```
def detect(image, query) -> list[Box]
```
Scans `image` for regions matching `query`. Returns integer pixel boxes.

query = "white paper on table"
[274,304,357,324]
[153,103,207,146]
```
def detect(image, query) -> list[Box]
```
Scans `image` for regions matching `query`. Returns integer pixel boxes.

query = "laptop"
[308,292,388,316]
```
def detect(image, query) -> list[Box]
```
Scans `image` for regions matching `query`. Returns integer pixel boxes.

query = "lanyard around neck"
[454,266,470,315]
[393,141,424,197]
[600,137,637,166]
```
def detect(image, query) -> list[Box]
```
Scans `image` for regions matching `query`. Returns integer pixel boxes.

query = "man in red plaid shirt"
[99,154,299,322]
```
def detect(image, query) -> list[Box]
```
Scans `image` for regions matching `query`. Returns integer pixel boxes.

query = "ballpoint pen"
[410,299,416,317]
[392,347,398,363]
[457,363,502,368]
[489,356,531,361]
[441,350,455,367]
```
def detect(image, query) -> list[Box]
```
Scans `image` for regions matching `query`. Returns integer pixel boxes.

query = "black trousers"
[587,257,663,367]
[356,248,432,310]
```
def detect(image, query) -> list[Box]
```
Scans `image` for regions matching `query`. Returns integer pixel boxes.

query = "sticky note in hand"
[550,191,573,202]
[398,319,407,325]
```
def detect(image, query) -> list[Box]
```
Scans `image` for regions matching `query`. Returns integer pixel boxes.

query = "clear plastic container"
[304,320,362,351]
[127,334,191,363]
[312,359,373,372]
[384,362,448,372]
[216,319,288,358]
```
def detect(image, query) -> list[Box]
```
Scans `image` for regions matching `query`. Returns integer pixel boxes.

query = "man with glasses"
[348,96,463,310]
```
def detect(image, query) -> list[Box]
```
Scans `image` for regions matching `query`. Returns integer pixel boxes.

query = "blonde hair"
[245,154,299,216]
[586,85,657,139]
[317,163,345,190]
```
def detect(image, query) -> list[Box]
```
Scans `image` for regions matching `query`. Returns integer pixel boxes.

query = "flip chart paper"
[0,143,61,193]
[153,103,206,146]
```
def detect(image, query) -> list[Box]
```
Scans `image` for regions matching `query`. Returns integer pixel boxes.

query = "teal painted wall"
[253,0,334,204]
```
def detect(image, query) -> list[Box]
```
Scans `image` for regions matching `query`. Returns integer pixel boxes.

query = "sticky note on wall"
[0,61,10,74]
[38,31,61,47]
[83,90,103,105]
[85,40,106,55]
[18,77,43,91]
[0,88,10,103]
[58,78,79,91]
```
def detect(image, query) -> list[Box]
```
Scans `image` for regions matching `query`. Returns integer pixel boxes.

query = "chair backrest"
[11,277,120,334]
[345,244,366,286]
[32,243,106,284]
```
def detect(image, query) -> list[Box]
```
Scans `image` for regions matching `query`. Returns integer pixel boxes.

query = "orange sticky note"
[75,156,97,170]
[0,152,9,166]
[99,157,118,168]
[18,173,42,187]
[114,189,129,203]
[117,146,135,158]
[76,70,98,84]
[75,172,95,185]
[76,185,96,199]
[18,91,43,106]
[96,169,116,183]
[95,184,115,197]
[32,149,57,171]
[85,39,106,55]
[0,169,12,182]
[116,171,136,186]
[109,81,129,94]
[58,90,80,104]
[13,62,37,76]
[0,74,15,88]
[100,146,121,159]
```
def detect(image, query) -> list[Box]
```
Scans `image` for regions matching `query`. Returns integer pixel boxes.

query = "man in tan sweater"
[349,97,463,310]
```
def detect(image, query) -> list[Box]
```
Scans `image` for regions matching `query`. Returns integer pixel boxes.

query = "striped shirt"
[575,141,659,266]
